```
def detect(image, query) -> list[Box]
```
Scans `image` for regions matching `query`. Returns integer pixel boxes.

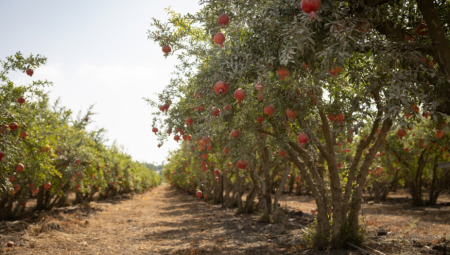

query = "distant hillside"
[140,162,164,174]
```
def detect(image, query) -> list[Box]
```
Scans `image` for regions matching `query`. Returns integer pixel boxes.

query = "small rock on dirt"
[7,241,14,247]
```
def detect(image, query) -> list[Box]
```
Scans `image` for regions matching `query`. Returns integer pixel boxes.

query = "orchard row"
[0,52,161,220]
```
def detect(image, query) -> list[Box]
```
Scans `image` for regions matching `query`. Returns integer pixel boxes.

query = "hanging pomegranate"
[328,114,335,122]
[186,117,193,126]
[218,14,229,28]
[436,130,444,139]
[214,169,221,176]
[196,190,202,198]
[336,113,345,123]
[152,127,158,134]
[237,160,248,169]
[26,68,34,77]
[255,83,264,92]
[264,105,275,117]
[286,109,298,120]
[301,0,321,19]
[162,45,171,55]
[234,89,246,104]
[257,116,265,123]
[214,32,226,47]
[328,66,343,78]
[174,135,180,142]
[18,97,25,105]
[416,24,427,35]
[297,133,309,147]
[230,129,240,139]
[213,81,229,95]
[397,128,407,140]
[276,66,290,80]
[278,150,286,157]
[223,147,230,154]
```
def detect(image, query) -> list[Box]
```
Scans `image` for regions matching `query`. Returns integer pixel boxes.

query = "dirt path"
[0,186,307,255]
[2,186,450,254]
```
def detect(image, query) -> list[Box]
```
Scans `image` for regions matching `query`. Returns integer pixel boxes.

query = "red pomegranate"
[328,114,335,122]
[376,166,382,172]
[202,154,208,160]
[337,162,343,169]
[218,14,229,28]
[234,89,246,104]
[397,128,407,139]
[336,113,345,123]
[214,32,226,47]
[162,45,171,54]
[278,150,286,157]
[276,66,290,80]
[212,108,220,117]
[328,66,343,78]
[257,116,265,123]
[19,131,27,139]
[223,147,230,154]
[416,24,427,35]
[436,130,444,139]
[214,169,221,176]
[255,83,264,91]
[301,0,321,19]
[44,182,51,190]
[213,81,229,95]
[286,109,298,120]
[18,97,25,105]
[174,135,180,142]
[14,184,21,191]
[0,150,4,161]
[196,190,203,198]
[9,122,18,131]
[264,105,275,117]
[297,133,309,147]
[237,160,248,169]
[186,117,193,126]
[8,175,15,182]
[16,163,24,172]
[231,129,240,139]
[295,176,301,182]
[152,127,158,134]
[26,68,34,76]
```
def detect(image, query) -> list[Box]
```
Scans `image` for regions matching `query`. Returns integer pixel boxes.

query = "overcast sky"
[0,0,200,165]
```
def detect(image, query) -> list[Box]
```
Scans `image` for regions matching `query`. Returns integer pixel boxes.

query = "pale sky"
[0,0,200,165]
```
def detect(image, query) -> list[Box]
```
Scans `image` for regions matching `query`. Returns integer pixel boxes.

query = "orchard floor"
[1,186,450,255]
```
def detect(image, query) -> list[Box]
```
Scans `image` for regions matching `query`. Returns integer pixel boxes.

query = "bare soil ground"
[1,186,449,254]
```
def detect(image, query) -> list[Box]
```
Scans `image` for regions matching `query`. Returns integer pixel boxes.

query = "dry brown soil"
[1,186,449,254]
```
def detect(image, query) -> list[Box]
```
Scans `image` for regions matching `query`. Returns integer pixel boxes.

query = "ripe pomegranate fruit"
[301,0,321,19]
[26,68,34,76]
[212,107,220,117]
[16,163,24,172]
[213,81,229,95]
[17,97,25,105]
[43,182,51,190]
[186,117,193,126]
[311,208,317,216]
[423,112,429,118]
[174,135,180,142]
[436,130,444,139]
[328,66,343,78]
[278,150,286,157]
[214,169,221,176]
[20,131,27,138]
[76,159,81,164]
[234,89,246,104]
[397,128,407,139]
[328,114,335,122]
[162,45,171,55]
[236,160,248,169]
[9,122,18,131]
[416,24,427,35]
[336,113,345,123]
[264,105,275,117]
[218,14,229,28]
[287,174,291,179]
[297,133,309,147]
[196,190,203,198]
[293,184,298,189]
[255,83,264,91]
[14,184,21,191]
[223,147,230,154]
[230,129,240,139]
[152,127,158,134]
[214,32,226,47]
[0,150,4,161]
[202,154,208,160]
[276,66,290,80]
[286,109,298,120]
[8,176,15,182]
[295,176,301,182]
[257,116,265,123]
